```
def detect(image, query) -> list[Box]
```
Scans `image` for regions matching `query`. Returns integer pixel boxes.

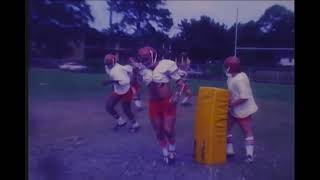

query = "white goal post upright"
[233,7,294,82]
[234,8,294,56]
[234,8,239,56]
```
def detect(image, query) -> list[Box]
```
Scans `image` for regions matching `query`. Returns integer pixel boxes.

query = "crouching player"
[133,46,185,165]
[224,56,258,163]
[102,53,140,132]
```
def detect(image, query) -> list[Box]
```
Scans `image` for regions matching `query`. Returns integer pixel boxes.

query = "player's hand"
[169,93,180,104]
[169,96,178,104]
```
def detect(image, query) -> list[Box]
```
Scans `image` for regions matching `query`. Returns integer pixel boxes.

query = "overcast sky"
[86,0,294,37]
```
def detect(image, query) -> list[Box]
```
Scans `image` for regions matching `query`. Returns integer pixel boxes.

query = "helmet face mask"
[137,46,157,68]
[224,66,232,77]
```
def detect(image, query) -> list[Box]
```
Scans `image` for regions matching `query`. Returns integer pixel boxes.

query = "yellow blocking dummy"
[193,87,229,165]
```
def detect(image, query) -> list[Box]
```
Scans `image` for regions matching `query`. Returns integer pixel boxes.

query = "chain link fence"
[189,63,294,84]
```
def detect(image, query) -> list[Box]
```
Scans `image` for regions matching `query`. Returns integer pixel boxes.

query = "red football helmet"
[137,46,157,66]
[104,53,116,67]
[223,56,241,73]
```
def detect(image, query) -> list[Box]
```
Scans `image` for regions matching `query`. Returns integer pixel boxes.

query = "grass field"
[28,68,294,103]
[28,68,294,180]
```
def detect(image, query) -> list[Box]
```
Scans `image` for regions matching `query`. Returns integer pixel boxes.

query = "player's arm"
[129,59,144,70]
[169,78,187,104]
[128,58,146,86]
[122,65,133,74]
[130,68,139,83]
[167,63,187,103]
[175,78,185,95]
[229,98,248,108]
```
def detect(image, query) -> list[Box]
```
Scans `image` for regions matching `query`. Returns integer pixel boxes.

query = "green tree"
[256,5,294,47]
[106,0,173,35]
[174,16,231,63]
[228,5,294,66]
[29,0,94,58]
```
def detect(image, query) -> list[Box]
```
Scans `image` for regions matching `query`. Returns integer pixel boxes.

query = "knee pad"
[245,136,254,145]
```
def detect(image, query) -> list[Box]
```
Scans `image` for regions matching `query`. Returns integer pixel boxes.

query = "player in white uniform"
[224,56,258,163]
[132,46,186,165]
[102,53,140,132]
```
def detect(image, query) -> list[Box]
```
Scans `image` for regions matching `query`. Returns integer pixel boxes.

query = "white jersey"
[138,59,181,85]
[105,63,132,95]
[227,72,258,118]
